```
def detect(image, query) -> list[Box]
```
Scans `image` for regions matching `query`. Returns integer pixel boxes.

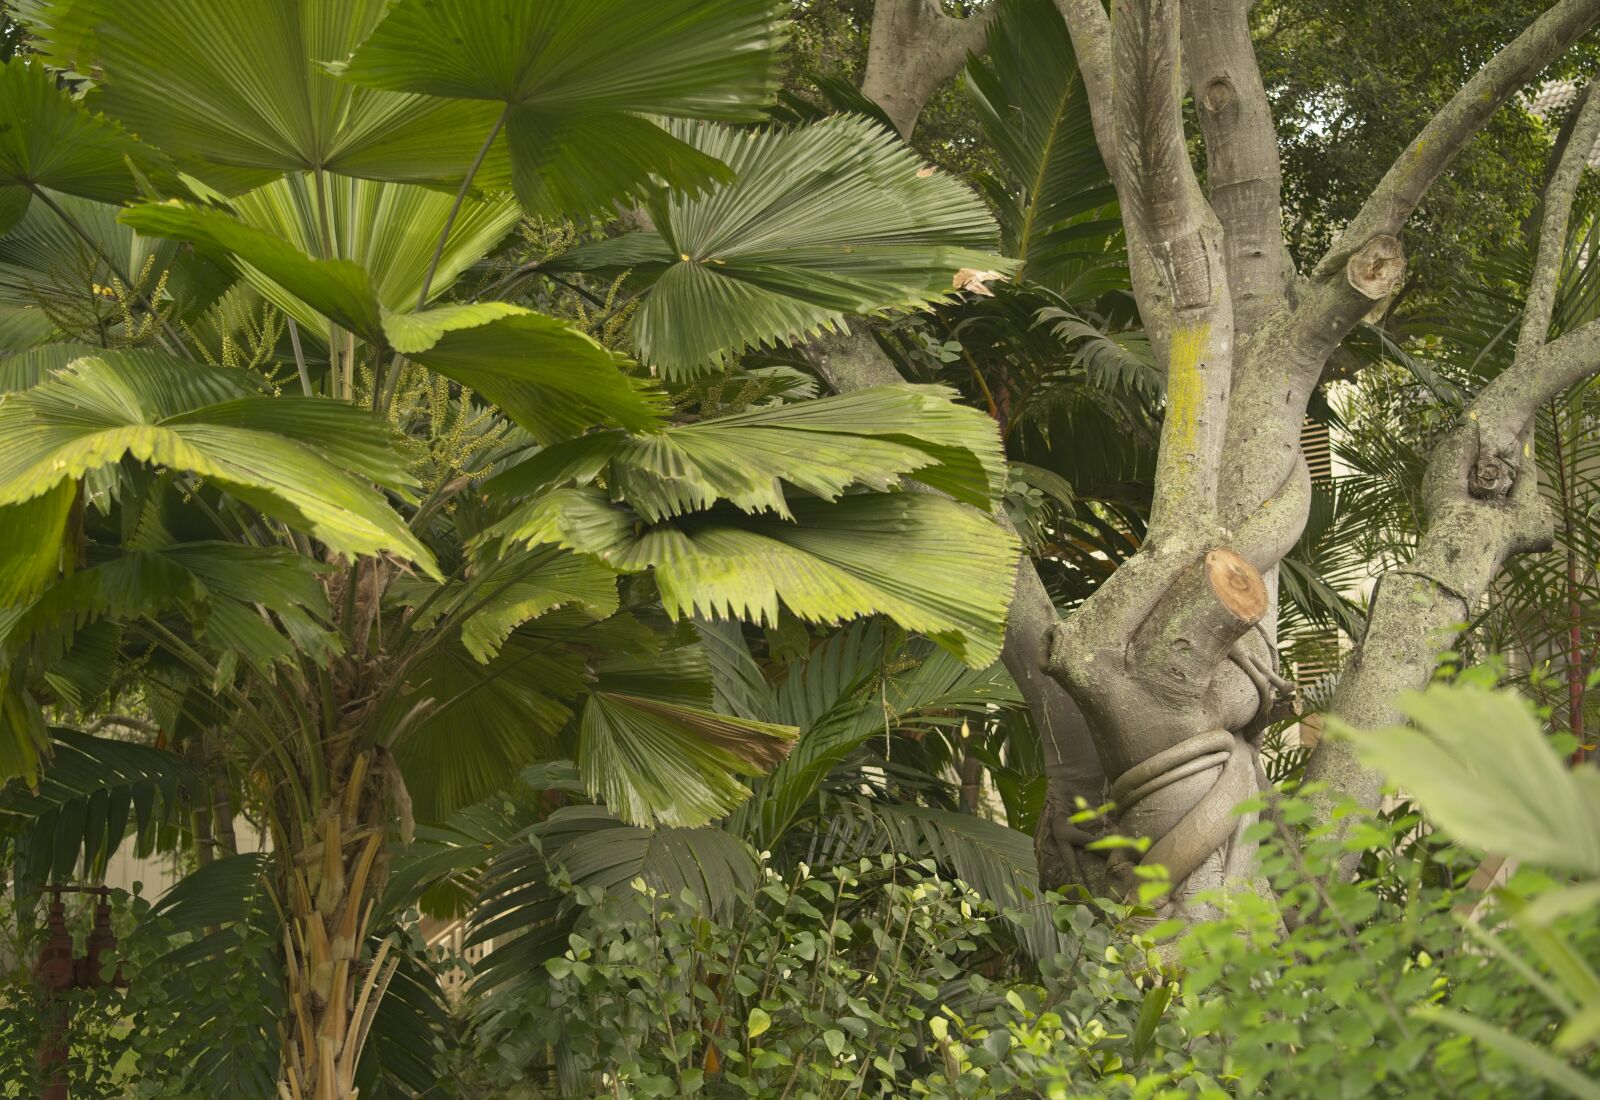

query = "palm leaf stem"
[375,349,406,414]
[406,473,474,534]
[133,619,314,820]
[400,548,565,669]
[962,345,999,419]
[286,316,313,396]
[417,103,511,311]
[310,165,351,400]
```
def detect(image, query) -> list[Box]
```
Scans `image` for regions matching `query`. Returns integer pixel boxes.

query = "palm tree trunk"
[277,750,396,1100]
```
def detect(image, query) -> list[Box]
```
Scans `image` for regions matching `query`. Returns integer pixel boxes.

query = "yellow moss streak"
[1163,323,1211,463]
[1150,322,1214,531]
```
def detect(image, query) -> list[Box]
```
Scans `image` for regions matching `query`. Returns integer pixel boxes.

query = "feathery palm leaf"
[964,0,1121,296]
[0,727,203,886]
[468,804,761,992]
[820,799,1060,958]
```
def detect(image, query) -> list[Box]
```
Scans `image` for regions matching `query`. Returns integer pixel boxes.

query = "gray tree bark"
[845,0,1600,909]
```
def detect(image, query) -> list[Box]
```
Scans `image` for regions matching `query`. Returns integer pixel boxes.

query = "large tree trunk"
[853,0,1600,907]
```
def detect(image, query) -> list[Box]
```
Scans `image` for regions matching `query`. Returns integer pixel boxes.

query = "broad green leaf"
[122,201,665,439]
[0,667,50,789]
[579,691,797,827]
[505,109,732,225]
[0,342,105,395]
[62,0,508,191]
[402,311,663,440]
[0,351,436,572]
[1133,984,1174,1062]
[487,383,1008,516]
[552,115,1012,376]
[121,200,383,333]
[1334,684,1600,875]
[0,59,167,215]
[3,542,335,677]
[340,0,787,217]
[0,551,202,662]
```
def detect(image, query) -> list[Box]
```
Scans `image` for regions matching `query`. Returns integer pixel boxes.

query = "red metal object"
[31,886,120,1100]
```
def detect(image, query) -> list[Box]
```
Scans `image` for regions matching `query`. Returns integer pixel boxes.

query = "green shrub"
[448,785,1599,1098]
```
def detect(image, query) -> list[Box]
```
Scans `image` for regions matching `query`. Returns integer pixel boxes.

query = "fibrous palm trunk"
[276,748,398,1100]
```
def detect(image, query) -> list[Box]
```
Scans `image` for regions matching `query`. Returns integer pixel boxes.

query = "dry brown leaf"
[952,268,1004,297]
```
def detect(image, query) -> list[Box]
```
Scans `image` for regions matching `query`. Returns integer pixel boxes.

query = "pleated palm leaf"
[336,0,787,219]
[547,114,1016,377]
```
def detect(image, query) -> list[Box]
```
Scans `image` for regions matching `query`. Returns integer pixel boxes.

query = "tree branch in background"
[1181,0,1294,331]
[861,0,996,139]
[1471,85,1600,481]
[1295,0,1600,351]
[1310,80,1600,812]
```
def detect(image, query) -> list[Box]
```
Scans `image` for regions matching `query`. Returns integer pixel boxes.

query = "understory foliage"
[427,684,1600,1100]
[6,679,1597,1098]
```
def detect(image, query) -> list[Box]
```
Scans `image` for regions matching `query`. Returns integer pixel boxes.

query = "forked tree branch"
[1294,0,1600,351]
[1112,0,1213,312]
[1105,0,1235,540]
[1308,77,1600,818]
[861,0,996,139]
[1522,84,1600,359]
[1056,0,1196,395]
[1466,84,1600,482]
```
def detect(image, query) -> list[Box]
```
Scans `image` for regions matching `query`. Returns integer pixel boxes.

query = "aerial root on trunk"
[1109,728,1255,903]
